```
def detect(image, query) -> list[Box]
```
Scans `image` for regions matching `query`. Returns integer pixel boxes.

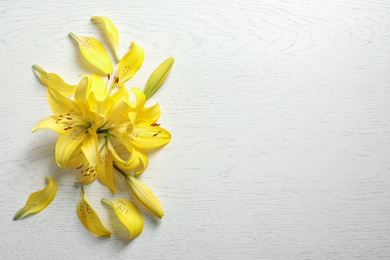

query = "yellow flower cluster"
[13,16,174,239]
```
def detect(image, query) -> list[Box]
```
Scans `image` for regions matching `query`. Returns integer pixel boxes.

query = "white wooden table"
[1,0,390,259]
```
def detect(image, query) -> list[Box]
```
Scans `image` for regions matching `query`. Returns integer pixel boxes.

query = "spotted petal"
[69,33,113,75]
[97,138,115,192]
[101,198,143,239]
[117,42,144,84]
[32,64,76,96]
[143,57,174,99]
[91,16,120,61]
[13,177,58,220]
[131,121,171,149]
[78,186,111,236]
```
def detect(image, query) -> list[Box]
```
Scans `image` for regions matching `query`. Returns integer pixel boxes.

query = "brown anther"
[150,123,160,127]
[107,74,110,80]
[114,76,119,84]
[67,117,73,120]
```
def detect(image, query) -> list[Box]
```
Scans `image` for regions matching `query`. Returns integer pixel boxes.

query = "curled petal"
[133,147,148,175]
[91,16,120,62]
[78,186,111,236]
[131,121,171,149]
[32,116,65,134]
[137,103,161,123]
[76,163,97,184]
[32,64,76,96]
[69,33,113,75]
[130,88,146,111]
[143,57,174,99]
[117,42,144,84]
[126,176,164,218]
[101,198,143,239]
[13,177,58,220]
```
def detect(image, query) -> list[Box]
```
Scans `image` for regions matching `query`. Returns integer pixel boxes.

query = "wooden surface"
[1,0,390,259]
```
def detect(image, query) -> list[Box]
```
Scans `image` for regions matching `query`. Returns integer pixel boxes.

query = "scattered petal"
[69,33,113,75]
[143,57,174,99]
[117,42,144,84]
[77,186,111,236]
[13,177,58,220]
[101,198,143,239]
[91,16,120,61]
[32,64,76,96]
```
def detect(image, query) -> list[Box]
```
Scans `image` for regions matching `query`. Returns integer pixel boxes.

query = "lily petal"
[114,134,139,168]
[126,176,164,218]
[13,177,58,220]
[137,103,161,123]
[131,88,146,111]
[74,76,91,111]
[131,121,171,149]
[91,16,120,62]
[117,42,144,84]
[97,138,115,192]
[32,64,76,96]
[143,57,174,99]
[101,198,143,239]
[55,128,85,168]
[32,115,65,134]
[76,162,97,184]
[133,147,148,175]
[77,186,111,236]
[81,131,99,166]
[46,87,80,117]
[69,33,113,75]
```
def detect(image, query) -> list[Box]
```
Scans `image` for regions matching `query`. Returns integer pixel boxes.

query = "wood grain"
[1,0,390,259]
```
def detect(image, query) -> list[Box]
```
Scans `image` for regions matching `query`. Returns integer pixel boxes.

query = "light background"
[1,0,390,259]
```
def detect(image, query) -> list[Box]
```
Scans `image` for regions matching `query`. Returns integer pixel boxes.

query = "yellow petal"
[32,64,76,96]
[131,121,171,149]
[13,177,58,220]
[114,134,139,168]
[143,57,174,99]
[97,138,115,192]
[130,87,146,111]
[69,33,113,75]
[46,87,80,117]
[76,162,97,184]
[32,115,65,134]
[137,103,161,123]
[78,186,111,236]
[81,131,99,166]
[101,198,143,239]
[55,128,85,168]
[117,42,144,84]
[126,176,164,218]
[133,147,148,175]
[91,16,120,62]
[74,76,91,111]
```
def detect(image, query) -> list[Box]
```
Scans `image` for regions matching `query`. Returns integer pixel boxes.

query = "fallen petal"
[77,186,111,236]
[101,198,143,239]
[13,177,58,220]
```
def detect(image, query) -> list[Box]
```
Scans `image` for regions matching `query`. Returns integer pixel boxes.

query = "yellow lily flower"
[32,77,103,168]
[77,186,111,236]
[102,198,143,239]
[13,177,57,220]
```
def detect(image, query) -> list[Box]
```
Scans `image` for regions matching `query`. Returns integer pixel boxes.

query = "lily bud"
[126,176,164,219]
